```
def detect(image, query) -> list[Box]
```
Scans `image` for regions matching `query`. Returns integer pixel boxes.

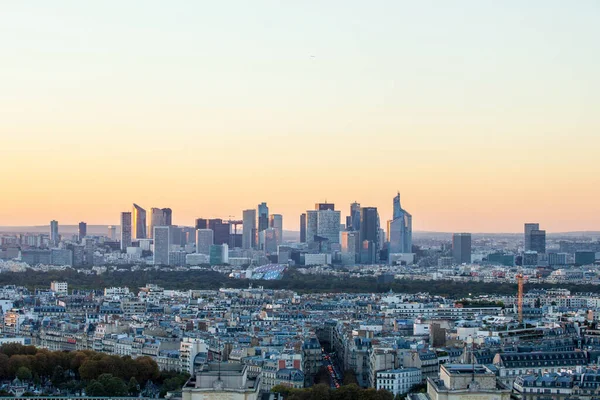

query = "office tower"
[107,226,116,241]
[269,214,283,245]
[530,229,546,254]
[150,207,172,238]
[195,218,208,230]
[341,231,361,265]
[305,210,318,244]
[300,213,307,243]
[132,203,147,240]
[524,223,539,251]
[209,219,230,245]
[350,202,361,231]
[78,222,87,241]
[315,203,335,211]
[452,233,472,264]
[262,228,278,254]
[153,226,171,265]
[360,207,379,262]
[242,209,257,249]
[196,229,214,255]
[317,209,341,245]
[345,216,352,231]
[209,244,229,265]
[50,220,59,246]
[388,192,413,255]
[120,212,132,251]
[258,202,269,233]
[360,240,376,264]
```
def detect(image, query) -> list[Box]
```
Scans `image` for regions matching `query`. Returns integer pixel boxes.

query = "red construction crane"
[516,273,524,324]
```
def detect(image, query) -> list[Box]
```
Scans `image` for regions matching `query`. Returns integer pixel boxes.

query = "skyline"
[2,1,599,232]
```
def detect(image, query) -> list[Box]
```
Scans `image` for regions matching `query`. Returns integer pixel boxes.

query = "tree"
[86,380,106,396]
[128,377,140,396]
[16,366,32,381]
[98,374,128,396]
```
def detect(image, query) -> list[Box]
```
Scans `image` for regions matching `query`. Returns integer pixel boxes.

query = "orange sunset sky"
[1,1,599,232]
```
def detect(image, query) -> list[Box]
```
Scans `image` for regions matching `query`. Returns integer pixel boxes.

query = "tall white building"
[180,338,207,375]
[50,281,68,294]
[196,229,214,255]
[153,226,171,265]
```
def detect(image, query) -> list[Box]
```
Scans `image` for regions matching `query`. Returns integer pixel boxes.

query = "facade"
[51,249,73,266]
[316,209,341,246]
[149,207,172,238]
[300,213,306,243]
[50,281,68,294]
[305,211,318,244]
[210,244,229,265]
[376,368,421,396]
[530,229,547,254]
[388,193,412,255]
[107,225,117,240]
[452,233,472,264]
[196,229,214,255]
[153,226,171,265]
[269,214,283,246]
[341,231,361,265]
[350,202,361,231]
[209,219,230,246]
[360,207,379,262]
[120,212,132,251]
[78,222,87,241]
[182,363,260,400]
[258,202,269,233]
[132,203,147,240]
[524,223,540,251]
[180,338,207,375]
[50,220,59,246]
[427,364,511,400]
[195,218,208,230]
[242,209,257,249]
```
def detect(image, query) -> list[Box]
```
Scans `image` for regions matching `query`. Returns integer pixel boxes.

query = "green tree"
[16,366,32,381]
[128,377,140,396]
[86,380,106,396]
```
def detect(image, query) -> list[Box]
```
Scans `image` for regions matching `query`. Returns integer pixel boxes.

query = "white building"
[196,229,214,255]
[50,281,68,294]
[377,368,422,396]
[154,226,171,265]
[180,338,208,375]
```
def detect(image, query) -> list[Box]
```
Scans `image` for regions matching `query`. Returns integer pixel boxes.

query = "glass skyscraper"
[132,203,147,240]
[387,192,412,255]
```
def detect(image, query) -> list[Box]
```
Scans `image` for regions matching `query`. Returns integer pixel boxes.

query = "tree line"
[0,343,188,397]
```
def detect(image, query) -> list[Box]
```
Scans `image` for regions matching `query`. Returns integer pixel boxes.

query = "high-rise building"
[350,202,361,231]
[300,213,307,243]
[153,226,171,265]
[107,225,117,240]
[209,219,230,245]
[388,193,412,255]
[452,233,472,264]
[132,204,147,240]
[317,209,341,245]
[315,203,335,211]
[524,223,540,251]
[341,231,361,265]
[150,207,172,238]
[209,244,229,265]
[242,210,257,249]
[269,214,283,245]
[258,202,269,233]
[360,207,379,262]
[261,228,278,254]
[305,211,318,244]
[530,229,546,254]
[50,220,59,246]
[120,212,132,251]
[196,229,214,255]
[195,218,208,230]
[78,222,87,241]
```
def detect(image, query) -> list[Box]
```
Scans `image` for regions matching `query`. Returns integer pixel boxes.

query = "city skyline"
[2,1,599,232]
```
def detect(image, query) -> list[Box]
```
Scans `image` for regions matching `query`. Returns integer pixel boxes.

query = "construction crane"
[516,273,524,324]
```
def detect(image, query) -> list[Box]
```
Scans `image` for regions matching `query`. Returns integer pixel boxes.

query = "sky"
[1,1,599,232]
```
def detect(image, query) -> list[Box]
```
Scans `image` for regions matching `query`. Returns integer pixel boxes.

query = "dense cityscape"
[1,195,600,400]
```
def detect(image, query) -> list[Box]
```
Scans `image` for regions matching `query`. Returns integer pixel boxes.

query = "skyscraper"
[242,209,257,249]
[452,233,472,264]
[300,213,307,243]
[153,226,171,265]
[150,207,172,238]
[360,207,379,262]
[132,204,147,240]
[258,202,269,233]
[530,230,546,254]
[50,220,59,246]
[196,229,214,255]
[341,231,361,265]
[195,218,208,230]
[262,228,278,254]
[350,202,361,231]
[388,193,413,255]
[270,214,283,245]
[78,222,87,241]
[107,225,117,241]
[209,219,230,245]
[315,203,335,211]
[120,212,132,251]
[524,223,539,251]
[305,210,318,244]
[316,209,341,245]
